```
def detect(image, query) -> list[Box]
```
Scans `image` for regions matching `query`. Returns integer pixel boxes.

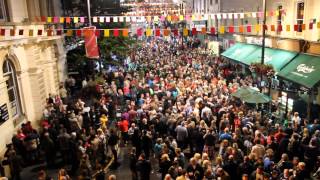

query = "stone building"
[0,0,66,154]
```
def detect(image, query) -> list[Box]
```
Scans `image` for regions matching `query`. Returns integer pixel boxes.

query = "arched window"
[3,59,21,118]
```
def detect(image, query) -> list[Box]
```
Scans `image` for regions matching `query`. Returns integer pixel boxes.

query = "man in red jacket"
[118,119,129,145]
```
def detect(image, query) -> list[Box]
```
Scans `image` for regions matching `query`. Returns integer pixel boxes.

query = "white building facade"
[0,0,66,154]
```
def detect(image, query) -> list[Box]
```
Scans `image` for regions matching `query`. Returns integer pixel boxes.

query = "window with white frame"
[3,59,22,118]
[0,0,7,22]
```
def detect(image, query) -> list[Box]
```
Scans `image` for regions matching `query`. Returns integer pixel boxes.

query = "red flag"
[41,16,46,22]
[263,25,268,31]
[246,25,251,33]
[0,29,5,36]
[95,29,100,37]
[192,28,197,35]
[228,26,234,33]
[309,23,313,30]
[137,28,143,36]
[277,24,282,31]
[173,29,178,36]
[210,27,215,34]
[113,29,119,37]
[18,29,24,35]
[56,29,62,35]
[76,29,82,36]
[155,29,160,36]
[38,29,43,35]
[294,24,298,31]
[83,26,100,59]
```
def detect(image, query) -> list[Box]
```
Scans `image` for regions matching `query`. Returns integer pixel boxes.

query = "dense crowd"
[1,37,320,180]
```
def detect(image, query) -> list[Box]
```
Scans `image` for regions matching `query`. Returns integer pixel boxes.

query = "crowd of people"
[1,36,320,180]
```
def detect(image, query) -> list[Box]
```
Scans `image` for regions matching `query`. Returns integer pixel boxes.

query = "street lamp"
[87,0,92,26]
[260,0,267,92]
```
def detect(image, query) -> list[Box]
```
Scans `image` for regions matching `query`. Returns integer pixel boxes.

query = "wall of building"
[266,0,320,42]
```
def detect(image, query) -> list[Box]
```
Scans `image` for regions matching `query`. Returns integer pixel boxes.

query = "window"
[3,60,21,118]
[296,1,304,32]
[0,0,7,22]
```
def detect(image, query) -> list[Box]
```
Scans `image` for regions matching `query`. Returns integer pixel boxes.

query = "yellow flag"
[66,30,73,36]
[275,10,280,16]
[147,16,152,22]
[219,26,225,34]
[47,17,52,23]
[59,17,64,23]
[183,28,188,36]
[192,15,196,21]
[255,24,261,32]
[104,29,110,37]
[179,15,184,21]
[122,29,129,37]
[317,22,320,29]
[167,15,171,22]
[286,25,291,31]
[73,17,79,23]
[154,16,159,22]
[146,28,152,36]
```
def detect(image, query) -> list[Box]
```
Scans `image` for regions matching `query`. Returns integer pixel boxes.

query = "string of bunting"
[2,22,320,38]
[35,9,286,24]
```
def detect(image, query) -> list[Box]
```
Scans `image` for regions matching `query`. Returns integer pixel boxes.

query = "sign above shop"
[245,37,272,47]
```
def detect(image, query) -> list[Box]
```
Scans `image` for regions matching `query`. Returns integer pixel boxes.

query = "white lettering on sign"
[296,64,315,74]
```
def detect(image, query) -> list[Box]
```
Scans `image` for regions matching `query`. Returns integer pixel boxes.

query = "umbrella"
[242,91,272,104]
[231,87,259,99]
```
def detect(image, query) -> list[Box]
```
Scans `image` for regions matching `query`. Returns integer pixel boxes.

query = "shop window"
[296,1,304,32]
[0,0,7,22]
[3,59,22,118]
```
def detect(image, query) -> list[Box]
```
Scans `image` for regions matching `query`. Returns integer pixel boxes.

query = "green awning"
[244,48,298,72]
[278,54,320,88]
[221,43,259,63]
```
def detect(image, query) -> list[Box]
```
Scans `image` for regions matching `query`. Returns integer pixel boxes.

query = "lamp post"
[260,0,267,88]
[87,0,92,26]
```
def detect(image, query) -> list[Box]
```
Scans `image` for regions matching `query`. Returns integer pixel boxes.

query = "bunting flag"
[0,29,5,36]
[80,17,85,23]
[173,29,178,36]
[122,29,129,37]
[201,27,206,34]
[219,26,225,34]
[277,24,282,32]
[228,26,234,33]
[309,23,313,30]
[183,28,189,36]
[95,29,100,37]
[137,28,143,36]
[37,29,43,35]
[192,28,197,35]
[119,16,124,22]
[29,29,33,36]
[163,29,170,36]
[41,16,46,22]
[47,17,52,23]
[60,17,64,23]
[66,17,71,23]
[99,17,105,23]
[106,17,110,23]
[66,30,72,37]
[113,29,119,37]
[239,26,244,33]
[47,30,53,36]
[19,29,24,35]
[53,17,59,23]
[286,25,291,32]
[74,17,79,23]
[76,29,82,36]
[247,25,251,33]
[294,24,298,31]
[57,29,62,35]
[125,16,131,22]
[263,25,268,31]
[302,24,306,31]
[255,24,260,32]
[155,29,160,36]
[104,29,110,37]
[271,25,275,31]
[146,28,152,36]
[10,29,15,36]
[93,17,98,23]
[318,22,320,29]
[210,27,215,34]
